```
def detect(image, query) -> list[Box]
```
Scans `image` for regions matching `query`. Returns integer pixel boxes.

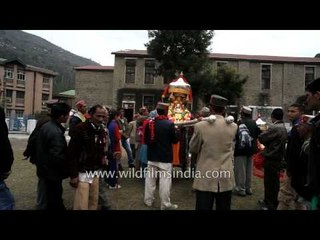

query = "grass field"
[6,137,264,210]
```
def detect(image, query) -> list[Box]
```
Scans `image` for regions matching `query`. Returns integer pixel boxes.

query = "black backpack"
[23,117,50,164]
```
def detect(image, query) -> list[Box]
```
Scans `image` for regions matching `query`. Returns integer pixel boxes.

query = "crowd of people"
[1,77,320,210]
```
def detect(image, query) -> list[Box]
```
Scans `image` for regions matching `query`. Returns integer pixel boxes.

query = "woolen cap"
[209,94,228,107]
[76,100,86,107]
[156,102,170,110]
[241,106,252,114]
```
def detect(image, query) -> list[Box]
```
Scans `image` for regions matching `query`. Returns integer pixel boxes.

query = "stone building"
[74,65,114,109]
[75,50,320,121]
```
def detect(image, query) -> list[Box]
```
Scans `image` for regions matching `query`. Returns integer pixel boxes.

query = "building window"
[217,61,228,69]
[5,90,13,103]
[142,95,155,110]
[16,91,25,104]
[16,110,24,118]
[305,66,315,88]
[6,109,11,117]
[261,64,271,90]
[17,69,25,81]
[125,59,136,84]
[144,60,155,84]
[43,76,50,89]
[4,67,14,79]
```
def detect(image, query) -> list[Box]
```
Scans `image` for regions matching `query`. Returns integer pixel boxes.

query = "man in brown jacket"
[189,94,238,210]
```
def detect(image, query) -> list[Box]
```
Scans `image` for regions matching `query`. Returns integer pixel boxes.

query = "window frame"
[260,63,272,90]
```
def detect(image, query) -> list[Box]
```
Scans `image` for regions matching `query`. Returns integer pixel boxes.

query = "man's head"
[200,106,210,117]
[240,106,252,118]
[305,78,320,112]
[88,104,106,126]
[287,103,304,122]
[271,108,284,122]
[75,100,87,114]
[50,102,71,123]
[156,102,169,116]
[209,94,228,115]
[139,106,149,116]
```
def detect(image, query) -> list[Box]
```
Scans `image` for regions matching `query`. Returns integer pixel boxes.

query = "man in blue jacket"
[144,102,179,210]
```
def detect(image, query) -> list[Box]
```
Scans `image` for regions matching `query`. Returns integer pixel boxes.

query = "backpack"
[238,123,253,150]
[23,117,50,164]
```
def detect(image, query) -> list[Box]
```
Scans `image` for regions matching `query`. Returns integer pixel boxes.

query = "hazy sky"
[23,30,320,66]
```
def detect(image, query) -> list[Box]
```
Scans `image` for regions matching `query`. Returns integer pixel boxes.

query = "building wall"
[75,70,114,108]
[111,56,167,112]
[0,63,54,117]
[212,59,320,110]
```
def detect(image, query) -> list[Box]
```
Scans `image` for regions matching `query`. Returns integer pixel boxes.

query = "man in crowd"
[36,102,71,210]
[189,95,238,210]
[69,100,89,137]
[144,102,180,210]
[305,78,320,209]
[0,106,15,210]
[277,103,304,210]
[68,104,108,210]
[234,106,261,197]
[258,108,287,210]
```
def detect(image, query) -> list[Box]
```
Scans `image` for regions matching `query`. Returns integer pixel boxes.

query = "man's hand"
[69,177,79,188]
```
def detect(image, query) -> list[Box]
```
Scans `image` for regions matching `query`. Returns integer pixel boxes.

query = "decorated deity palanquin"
[161,73,193,166]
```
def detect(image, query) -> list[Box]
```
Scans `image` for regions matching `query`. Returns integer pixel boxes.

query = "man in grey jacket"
[258,108,287,210]
[189,95,238,210]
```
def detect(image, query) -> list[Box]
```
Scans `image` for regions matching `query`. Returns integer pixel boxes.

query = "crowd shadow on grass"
[7,138,264,210]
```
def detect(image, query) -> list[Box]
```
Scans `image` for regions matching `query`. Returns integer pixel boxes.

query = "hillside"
[0,30,100,94]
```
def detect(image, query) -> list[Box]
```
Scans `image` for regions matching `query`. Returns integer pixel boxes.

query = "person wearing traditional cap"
[189,94,238,210]
[144,102,180,210]
[234,106,261,197]
[305,77,320,209]
[69,100,89,137]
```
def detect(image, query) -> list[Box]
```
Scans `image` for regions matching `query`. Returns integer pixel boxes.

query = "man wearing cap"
[305,77,320,209]
[189,94,238,210]
[234,106,261,196]
[69,100,88,137]
[144,102,180,210]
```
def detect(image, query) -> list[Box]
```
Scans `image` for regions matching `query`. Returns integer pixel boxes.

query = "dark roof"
[209,53,320,64]
[0,57,58,76]
[111,50,150,58]
[74,66,114,71]
[111,49,320,64]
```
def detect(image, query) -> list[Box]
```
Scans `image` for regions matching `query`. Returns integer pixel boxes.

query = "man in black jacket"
[144,102,179,210]
[36,102,71,210]
[0,106,15,210]
[305,78,320,209]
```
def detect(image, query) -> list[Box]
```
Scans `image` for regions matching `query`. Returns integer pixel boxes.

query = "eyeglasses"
[95,115,106,118]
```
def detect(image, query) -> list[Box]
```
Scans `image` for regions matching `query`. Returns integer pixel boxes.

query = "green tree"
[145,30,214,82]
[145,30,247,108]
[198,65,248,105]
